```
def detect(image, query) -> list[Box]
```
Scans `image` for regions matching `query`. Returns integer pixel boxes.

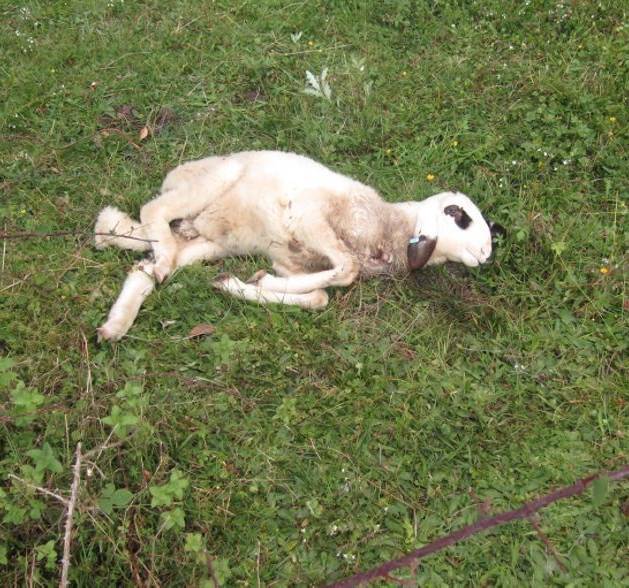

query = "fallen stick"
[325,465,629,588]
[60,442,82,588]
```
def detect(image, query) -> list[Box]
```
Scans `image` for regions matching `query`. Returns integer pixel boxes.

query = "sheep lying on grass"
[95,150,502,341]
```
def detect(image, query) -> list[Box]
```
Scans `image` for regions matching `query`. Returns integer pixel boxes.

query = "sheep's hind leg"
[140,190,210,283]
[97,260,156,341]
[213,275,328,309]
[141,158,244,282]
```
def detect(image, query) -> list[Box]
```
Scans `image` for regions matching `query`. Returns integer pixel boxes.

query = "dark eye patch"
[444,205,472,229]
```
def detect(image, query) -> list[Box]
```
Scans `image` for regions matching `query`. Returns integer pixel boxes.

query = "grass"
[0,0,627,585]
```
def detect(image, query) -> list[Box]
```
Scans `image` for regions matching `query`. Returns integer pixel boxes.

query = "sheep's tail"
[94,206,152,252]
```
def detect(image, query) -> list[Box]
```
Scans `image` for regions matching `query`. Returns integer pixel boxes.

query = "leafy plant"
[98,484,133,515]
[150,470,189,507]
[102,382,148,437]
[35,540,57,571]
[27,443,63,475]
[160,507,186,531]
[102,405,139,438]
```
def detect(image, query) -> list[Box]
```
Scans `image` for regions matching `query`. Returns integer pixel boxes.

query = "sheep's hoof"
[308,290,329,309]
[97,322,125,342]
[246,270,267,285]
[154,260,172,283]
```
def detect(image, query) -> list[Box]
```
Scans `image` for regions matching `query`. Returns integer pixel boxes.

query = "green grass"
[1,0,627,585]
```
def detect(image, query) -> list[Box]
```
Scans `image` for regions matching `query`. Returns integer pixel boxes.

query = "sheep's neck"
[357,204,416,277]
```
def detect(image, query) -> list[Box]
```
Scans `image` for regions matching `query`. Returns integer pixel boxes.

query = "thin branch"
[0,230,156,244]
[8,474,68,506]
[325,465,629,588]
[528,514,567,572]
[83,437,128,460]
[95,232,157,244]
[60,442,82,588]
[206,554,221,588]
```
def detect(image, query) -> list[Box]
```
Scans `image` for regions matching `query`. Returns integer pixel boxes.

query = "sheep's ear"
[407,236,437,270]
[489,221,507,240]
[444,205,472,229]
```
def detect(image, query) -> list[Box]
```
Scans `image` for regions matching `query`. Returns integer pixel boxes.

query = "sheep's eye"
[444,205,472,229]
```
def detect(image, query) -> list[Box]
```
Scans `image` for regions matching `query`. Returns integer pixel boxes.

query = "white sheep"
[95,150,502,340]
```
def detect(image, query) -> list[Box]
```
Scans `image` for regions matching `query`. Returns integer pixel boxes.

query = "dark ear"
[489,221,507,240]
[444,205,472,229]
[407,236,437,270]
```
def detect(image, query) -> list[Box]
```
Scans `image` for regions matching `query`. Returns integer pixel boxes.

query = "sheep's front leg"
[250,269,338,293]
[97,261,156,341]
[248,257,358,294]
[213,275,328,309]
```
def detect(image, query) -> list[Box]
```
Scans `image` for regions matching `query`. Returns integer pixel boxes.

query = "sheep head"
[408,192,503,269]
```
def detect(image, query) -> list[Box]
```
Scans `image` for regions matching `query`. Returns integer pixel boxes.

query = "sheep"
[94,150,502,341]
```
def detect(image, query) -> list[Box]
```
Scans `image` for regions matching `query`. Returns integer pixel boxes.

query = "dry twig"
[8,474,68,506]
[60,442,82,588]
